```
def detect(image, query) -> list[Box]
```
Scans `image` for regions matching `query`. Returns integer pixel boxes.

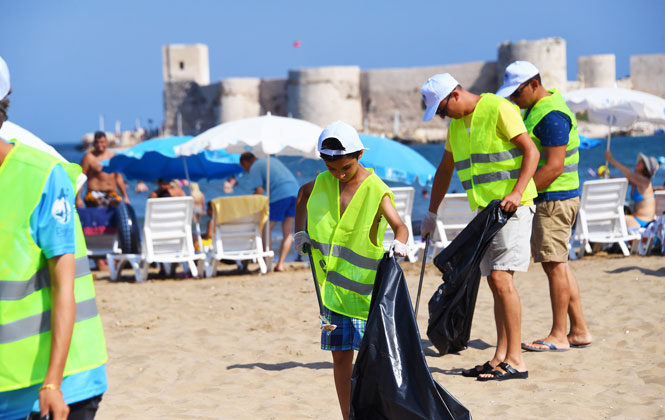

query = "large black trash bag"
[350,255,472,420]
[427,200,513,356]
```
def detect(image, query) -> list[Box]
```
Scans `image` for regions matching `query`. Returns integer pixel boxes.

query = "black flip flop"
[477,362,528,382]
[461,361,493,377]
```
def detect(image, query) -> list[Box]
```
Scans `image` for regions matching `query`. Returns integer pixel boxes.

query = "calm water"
[55,135,664,257]
[55,135,665,222]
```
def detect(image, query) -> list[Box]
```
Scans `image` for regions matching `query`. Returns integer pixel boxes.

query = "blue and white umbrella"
[103,136,242,182]
[358,134,436,185]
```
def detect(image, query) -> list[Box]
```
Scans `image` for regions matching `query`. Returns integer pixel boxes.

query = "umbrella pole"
[604,107,614,179]
[265,155,272,271]
[182,156,203,253]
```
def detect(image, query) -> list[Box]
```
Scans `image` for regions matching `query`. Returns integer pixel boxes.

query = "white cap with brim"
[318,121,367,156]
[0,56,10,100]
[421,73,459,121]
[637,152,660,178]
[496,61,539,98]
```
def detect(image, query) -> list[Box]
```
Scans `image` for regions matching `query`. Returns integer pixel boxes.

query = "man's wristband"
[39,383,59,392]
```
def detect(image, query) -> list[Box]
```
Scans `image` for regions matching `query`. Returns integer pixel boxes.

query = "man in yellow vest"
[420,73,539,381]
[294,121,409,420]
[0,56,108,419]
[497,61,592,352]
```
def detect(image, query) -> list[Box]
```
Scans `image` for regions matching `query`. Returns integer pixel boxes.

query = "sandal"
[461,361,494,377]
[477,362,528,381]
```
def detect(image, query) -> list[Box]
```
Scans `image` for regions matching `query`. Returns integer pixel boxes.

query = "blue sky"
[3,0,664,143]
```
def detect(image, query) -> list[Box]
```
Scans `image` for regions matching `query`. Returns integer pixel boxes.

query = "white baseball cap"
[318,121,367,156]
[0,56,10,100]
[496,61,539,98]
[421,73,459,121]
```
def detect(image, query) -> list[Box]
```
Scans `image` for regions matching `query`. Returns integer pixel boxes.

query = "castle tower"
[578,54,616,88]
[287,66,362,129]
[219,78,261,123]
[162,44,210,85]
[497,37,567,90]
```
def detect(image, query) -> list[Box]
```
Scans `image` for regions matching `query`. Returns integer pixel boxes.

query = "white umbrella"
[175,114,323,259]
[564,87,665,171]
[0,120,87,191]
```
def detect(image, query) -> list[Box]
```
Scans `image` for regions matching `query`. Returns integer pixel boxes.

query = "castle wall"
[287,66,362,129]
[631,53,665,97]
[259,78,288,116]
[498,37,567,91]
[578,54,616,88]
[162,44,210,86]
[361,61,498,141]
[163,81,219,136]
[219,78,261,123]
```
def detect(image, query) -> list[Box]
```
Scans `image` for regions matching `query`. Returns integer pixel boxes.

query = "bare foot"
[567,331,593,347]
[274,265,286,272]
[522,336,570,351]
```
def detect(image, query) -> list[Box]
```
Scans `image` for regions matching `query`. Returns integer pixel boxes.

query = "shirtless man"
[76,131,130,208]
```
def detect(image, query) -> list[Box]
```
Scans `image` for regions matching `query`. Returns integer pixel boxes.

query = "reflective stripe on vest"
[448,93,538,210]
[0,141,107,392]
[523,88,580,193]
[307,170,392,320]
[0,257,91,301]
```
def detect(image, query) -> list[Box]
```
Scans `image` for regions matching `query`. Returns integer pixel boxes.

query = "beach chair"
[656,191,665,217]
[203,195,274,276]
[431,193,475,256]
[383,187,424,262]
[79,207,121,262]
[572,178,641,258]
[107,197,205,282]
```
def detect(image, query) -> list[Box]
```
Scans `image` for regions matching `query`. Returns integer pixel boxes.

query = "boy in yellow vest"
[0,56,107,420]
[419,73,539,381]
[498,61,592,352]
[294,121,409,420]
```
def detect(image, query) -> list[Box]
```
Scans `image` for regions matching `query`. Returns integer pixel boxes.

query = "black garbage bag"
[350,255,472,420]
[427,200,513,356]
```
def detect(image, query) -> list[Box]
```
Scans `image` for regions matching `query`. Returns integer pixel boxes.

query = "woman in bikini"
[605,150,659,228]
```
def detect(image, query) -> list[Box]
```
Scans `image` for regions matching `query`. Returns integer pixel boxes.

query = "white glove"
[389,239,409,258]
[294,231,311,256]
[420,211,438,238]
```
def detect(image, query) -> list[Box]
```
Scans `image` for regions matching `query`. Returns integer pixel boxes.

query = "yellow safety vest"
[0,141,107,392]
[307,169,393,320]
[449,93,538,211]
[523,88,580,193]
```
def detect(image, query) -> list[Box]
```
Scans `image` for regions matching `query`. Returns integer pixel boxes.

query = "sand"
[92,255,665,420]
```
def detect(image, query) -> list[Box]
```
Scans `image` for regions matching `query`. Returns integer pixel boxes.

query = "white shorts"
[480,205,535,276]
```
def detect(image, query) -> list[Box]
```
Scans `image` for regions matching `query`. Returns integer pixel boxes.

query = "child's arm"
[295,180,315,232]
[380,194,408,244]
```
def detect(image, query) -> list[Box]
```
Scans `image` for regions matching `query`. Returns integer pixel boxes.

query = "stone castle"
[161,37,665,142]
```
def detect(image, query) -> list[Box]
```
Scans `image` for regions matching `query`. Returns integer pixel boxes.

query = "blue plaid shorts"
[320,306,366,351]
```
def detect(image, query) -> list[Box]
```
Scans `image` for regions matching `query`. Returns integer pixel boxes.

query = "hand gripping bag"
[350,254,472,420]
[427,200,513,355]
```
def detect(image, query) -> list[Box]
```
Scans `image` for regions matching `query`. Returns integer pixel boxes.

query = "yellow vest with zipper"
[523,88,580,193]
[307,169,393,321]
[0,141,107,392]
[449,93,537,210]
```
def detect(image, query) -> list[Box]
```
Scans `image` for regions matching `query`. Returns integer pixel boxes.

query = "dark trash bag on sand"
[350,255,472,420]
[427,200,512,356]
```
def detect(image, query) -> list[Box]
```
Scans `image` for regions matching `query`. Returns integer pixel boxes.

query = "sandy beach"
[92,254,665,420]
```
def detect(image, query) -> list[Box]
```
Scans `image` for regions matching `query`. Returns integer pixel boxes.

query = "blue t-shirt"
[530,110,580,203]
[247,158,299,203]
[0,165,107,420]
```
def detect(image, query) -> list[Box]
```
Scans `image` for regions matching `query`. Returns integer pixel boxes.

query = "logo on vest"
[52,188,72,225]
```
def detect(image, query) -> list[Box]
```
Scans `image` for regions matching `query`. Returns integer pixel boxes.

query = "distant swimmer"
[75,131,130,208]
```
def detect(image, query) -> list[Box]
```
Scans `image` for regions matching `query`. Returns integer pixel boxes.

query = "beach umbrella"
[103,135,242,182]
[0,120,87,191]
[358,134,436,185]
[564,88,665,170]
[175,114,322,257]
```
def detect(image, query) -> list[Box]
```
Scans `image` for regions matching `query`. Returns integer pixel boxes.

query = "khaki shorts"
[531,197,579,263]
[480,205,535,276]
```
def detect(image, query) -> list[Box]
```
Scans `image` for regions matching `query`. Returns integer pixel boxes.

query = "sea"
[54,135,664,258]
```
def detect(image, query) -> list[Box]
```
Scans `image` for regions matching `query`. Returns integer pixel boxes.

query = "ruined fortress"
[162,37,665,142]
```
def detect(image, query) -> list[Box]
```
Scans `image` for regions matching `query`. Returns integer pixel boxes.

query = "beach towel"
[427,200,512,356]
[350,254,472,420]
[211,195,269,230]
